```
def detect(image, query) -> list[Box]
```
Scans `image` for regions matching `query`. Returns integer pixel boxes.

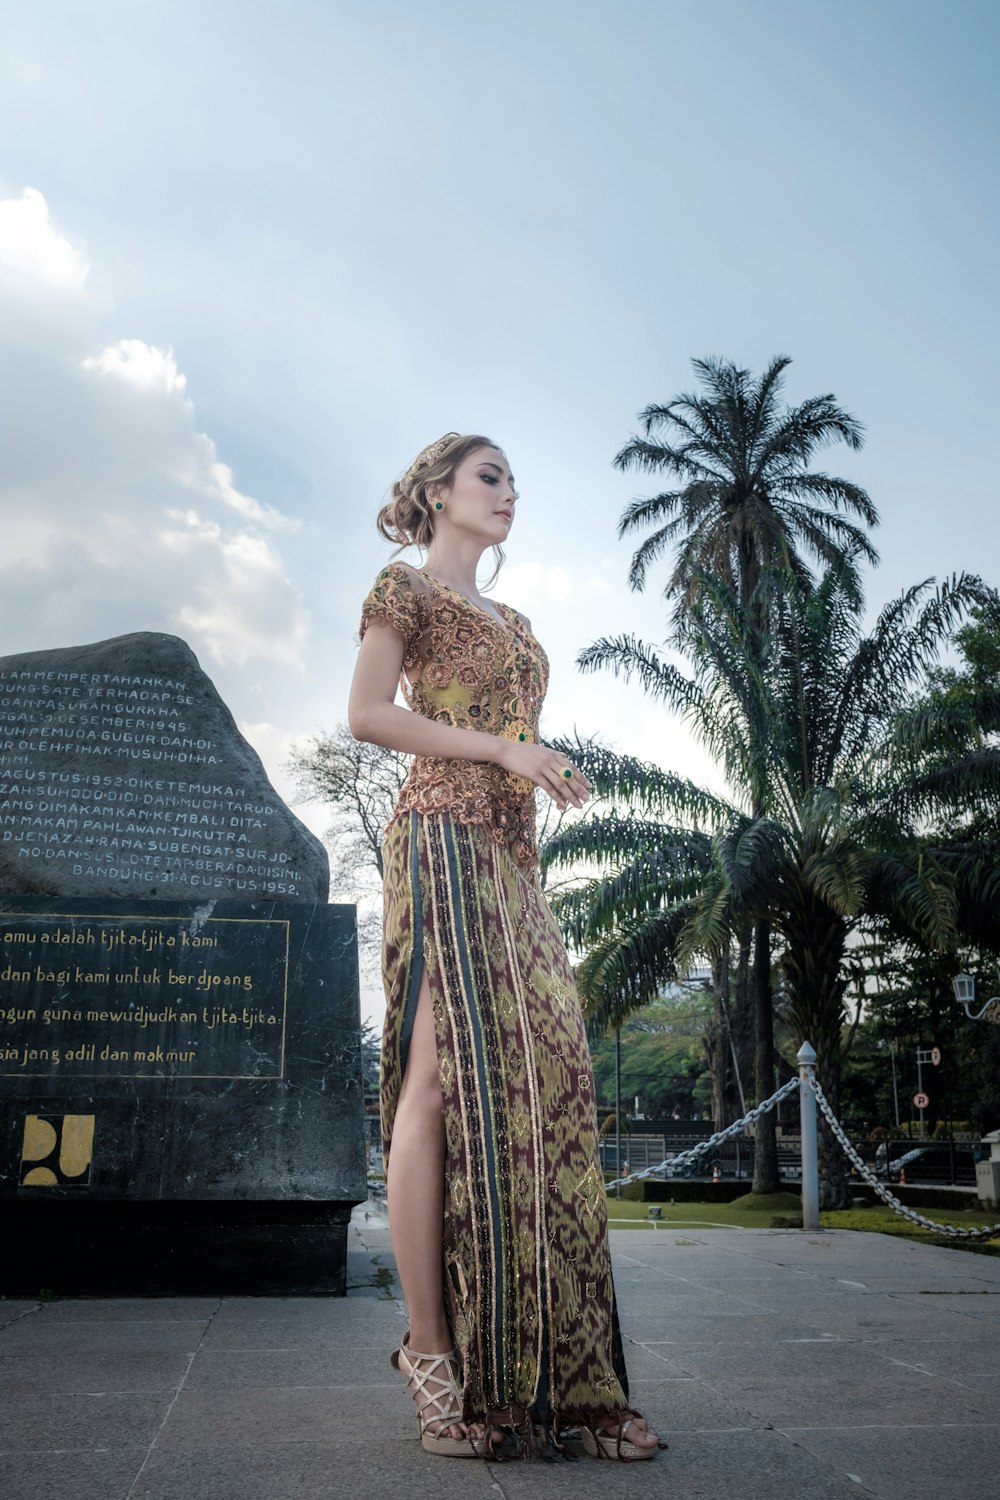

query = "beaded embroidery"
[358,561,549,868]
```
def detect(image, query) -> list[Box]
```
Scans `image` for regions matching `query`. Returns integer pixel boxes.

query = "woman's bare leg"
[385,970,653,1451]
[385,968,467,1439]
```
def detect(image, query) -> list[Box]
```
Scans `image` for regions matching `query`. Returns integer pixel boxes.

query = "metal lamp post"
[953,974,1000,1025]
[954,975,1000,1209]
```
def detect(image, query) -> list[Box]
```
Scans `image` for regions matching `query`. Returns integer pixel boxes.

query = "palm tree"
[545,565,999,1207]
[614,353,878,622]
[609,354,881,1192]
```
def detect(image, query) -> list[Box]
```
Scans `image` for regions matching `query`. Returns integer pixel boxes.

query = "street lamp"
[952,974,1000,1024]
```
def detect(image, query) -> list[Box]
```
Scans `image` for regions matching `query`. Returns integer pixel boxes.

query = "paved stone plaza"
[2,1202,999,1499]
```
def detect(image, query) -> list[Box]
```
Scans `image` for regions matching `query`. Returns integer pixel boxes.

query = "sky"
[1,0,998,1023]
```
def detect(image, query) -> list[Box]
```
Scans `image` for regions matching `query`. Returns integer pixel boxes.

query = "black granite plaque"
[2,908,292,1083]
[1,896,366,1294]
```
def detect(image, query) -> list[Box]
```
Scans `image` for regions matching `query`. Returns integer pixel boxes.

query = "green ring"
[563,768,573,779]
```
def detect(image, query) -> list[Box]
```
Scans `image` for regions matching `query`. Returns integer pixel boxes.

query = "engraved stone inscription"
[0,634,328,902]
[0,668,295,893]
[1,910,290,1078]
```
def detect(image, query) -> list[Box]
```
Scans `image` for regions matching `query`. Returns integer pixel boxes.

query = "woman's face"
[430,445,517,544]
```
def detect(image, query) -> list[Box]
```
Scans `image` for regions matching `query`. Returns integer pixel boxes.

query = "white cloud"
[82,339,298,531]
[0,186,88,289]
[177,529,309,668]
[83,337,187,394]
[0,186,308,675]
[192,452,299,531]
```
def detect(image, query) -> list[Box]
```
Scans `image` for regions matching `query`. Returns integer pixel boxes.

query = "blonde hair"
[377,431,508,590]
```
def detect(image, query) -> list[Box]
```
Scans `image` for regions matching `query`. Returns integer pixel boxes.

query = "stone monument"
[1,633,366,1295]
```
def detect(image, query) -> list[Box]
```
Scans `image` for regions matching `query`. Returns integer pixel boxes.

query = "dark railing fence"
[599,1127,978,1186]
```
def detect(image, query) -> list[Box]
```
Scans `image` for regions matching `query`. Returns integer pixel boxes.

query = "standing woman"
[348,433,666,1463]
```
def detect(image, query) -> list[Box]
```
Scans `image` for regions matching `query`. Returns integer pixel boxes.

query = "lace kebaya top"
[357,561,549,869]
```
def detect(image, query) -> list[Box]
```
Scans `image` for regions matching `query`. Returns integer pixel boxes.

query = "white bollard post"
[798,1041,819,1230]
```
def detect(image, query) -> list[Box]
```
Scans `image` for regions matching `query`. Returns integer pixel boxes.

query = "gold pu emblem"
[20,1113,95,1188]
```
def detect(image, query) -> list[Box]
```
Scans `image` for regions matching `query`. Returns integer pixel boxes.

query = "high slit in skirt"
[379,808,631,1453]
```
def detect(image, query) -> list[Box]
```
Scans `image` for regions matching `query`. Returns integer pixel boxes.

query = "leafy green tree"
[589,990,715,1120]
[546,564,999,1207]
[610,354,880,1191]
[924,597,1000,707]
[843,596,1000,1138]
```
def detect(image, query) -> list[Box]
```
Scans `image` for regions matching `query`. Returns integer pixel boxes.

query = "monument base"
[3,1199,358,1297]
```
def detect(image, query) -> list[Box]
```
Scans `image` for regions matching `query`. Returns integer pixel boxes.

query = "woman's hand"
[494,738,594,810]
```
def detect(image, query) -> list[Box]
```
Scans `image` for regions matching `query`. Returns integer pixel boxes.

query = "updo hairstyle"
[377,431,507,589]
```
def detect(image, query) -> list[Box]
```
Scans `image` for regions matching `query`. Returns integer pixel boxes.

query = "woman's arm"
[348,617,506,764]
[347,618,591,810]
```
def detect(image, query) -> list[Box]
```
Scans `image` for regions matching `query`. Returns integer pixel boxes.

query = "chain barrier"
[603,1075,800,1191]
[804,1073,1000,1242]
[603,1068,1000,1243]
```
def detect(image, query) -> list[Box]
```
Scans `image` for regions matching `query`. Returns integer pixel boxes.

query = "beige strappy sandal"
[390,1332,484,1457]
[581,1411,666,1461]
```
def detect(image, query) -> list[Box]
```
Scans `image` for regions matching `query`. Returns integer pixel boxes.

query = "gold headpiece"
[401,432,460,493]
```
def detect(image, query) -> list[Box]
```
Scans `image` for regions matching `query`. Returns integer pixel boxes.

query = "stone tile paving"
[0,1204,998,1499]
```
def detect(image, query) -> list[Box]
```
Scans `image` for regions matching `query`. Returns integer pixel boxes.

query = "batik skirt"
[379,808,631,1455]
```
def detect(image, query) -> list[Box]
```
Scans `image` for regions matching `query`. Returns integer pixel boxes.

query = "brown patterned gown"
[358,560,634,1458]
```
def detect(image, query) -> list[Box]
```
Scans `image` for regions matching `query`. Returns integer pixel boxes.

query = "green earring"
[434,501,444,510]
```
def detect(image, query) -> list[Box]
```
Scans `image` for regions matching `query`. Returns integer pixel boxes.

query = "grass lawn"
[604,1190,1000,1256]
